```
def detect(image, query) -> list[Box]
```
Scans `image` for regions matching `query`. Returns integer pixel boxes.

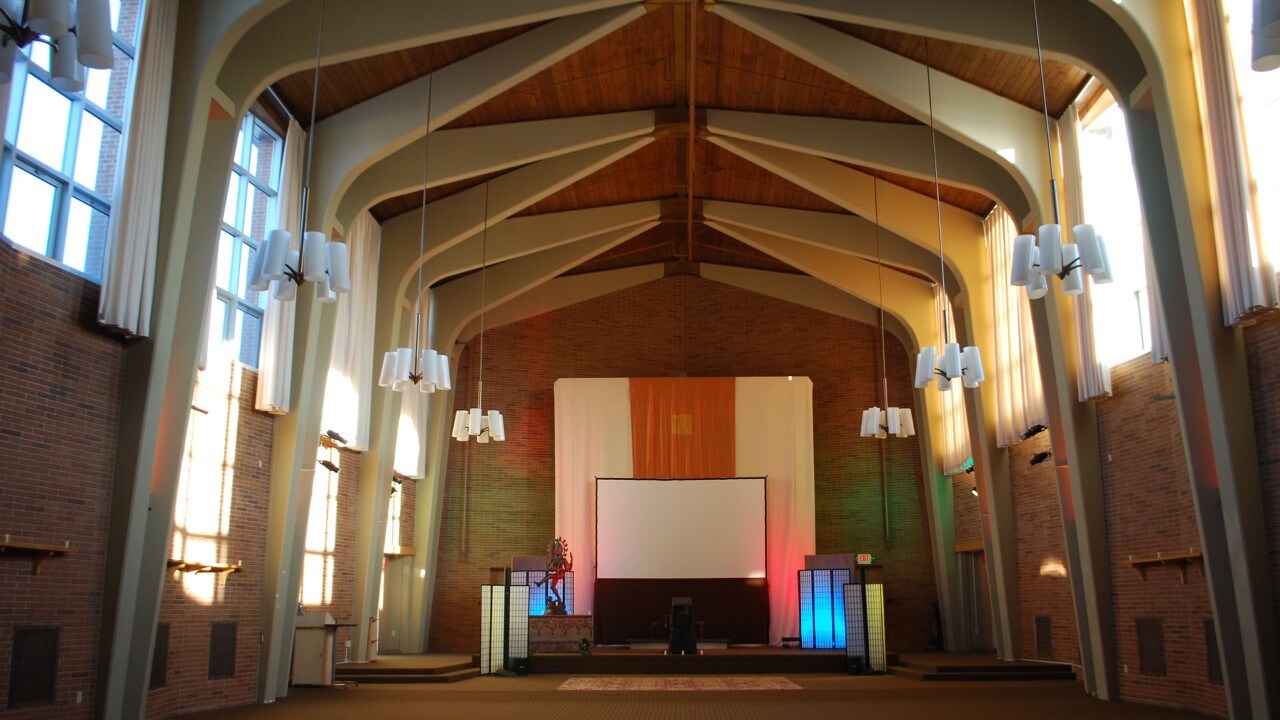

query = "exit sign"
[855,553,875,565]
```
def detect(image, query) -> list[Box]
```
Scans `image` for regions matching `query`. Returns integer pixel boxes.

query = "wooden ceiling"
[272,3,1093,274]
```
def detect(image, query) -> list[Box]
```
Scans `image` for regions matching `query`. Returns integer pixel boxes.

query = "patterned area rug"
[558,677,802,691]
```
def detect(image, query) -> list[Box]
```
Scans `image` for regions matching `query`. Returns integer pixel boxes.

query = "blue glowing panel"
[798,569,849,649]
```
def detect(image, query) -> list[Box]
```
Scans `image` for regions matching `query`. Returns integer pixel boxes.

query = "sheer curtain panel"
[255,118,304,414]
[97,0,177,337]
[937,290,971,474]
[1192,0,1277,324]
[985,207,1047,446]
[321,211,380,449]
[1060,105,1113,398]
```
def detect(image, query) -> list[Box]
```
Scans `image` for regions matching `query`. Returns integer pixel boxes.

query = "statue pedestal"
[529,614,593,653]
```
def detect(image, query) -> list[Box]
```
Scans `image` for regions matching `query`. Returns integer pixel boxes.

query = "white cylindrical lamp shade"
[1061,244,1084,295]
[436,354,452,390]
[477,416,491,443]
[914,346,937,388]
[50,33,84,92]
[452,410,470,441]
[246,242,271,291]
[962,346,985,388]
[378,351,397,387]
[468,407,483,436]
[876,409,888,439]
[300,231,328,281]
[1026,251,1049,300]
[899,408,916,437]
[1010,233,1037,286]
[315,273,337,303]
[886,407,900,436]
[272,277,297,301]
[1091,235,1113,283]
[393,347,413,391]
[1037,223,1063,275]
[29,0,72,36]
[488,410,505,441]
[1072,224,1102,273]
[941,342,963,379]
[75,0,115,69]
[326,242,351,293]
[263,229,291,279]
[420,348,439,388]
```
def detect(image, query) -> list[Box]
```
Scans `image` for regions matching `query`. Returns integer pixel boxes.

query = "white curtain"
[984,207,1048,446]
[937,290,971,475]
[1060,105,1113,398]
[1192,0,1278,325]
[735,377,816,646]
[255,117,304,414]
[320,211,381,450]
[392,384,429,479]
[97,0,177,337]
[554,378,634,616]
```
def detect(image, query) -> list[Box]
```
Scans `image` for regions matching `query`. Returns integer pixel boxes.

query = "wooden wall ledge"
[1128,550,1203,584]
[0,539,78,575]
[167,559,243,575]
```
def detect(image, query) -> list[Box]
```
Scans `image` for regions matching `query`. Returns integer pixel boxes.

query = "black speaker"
[846,656,864,675]
[512,658,530,676]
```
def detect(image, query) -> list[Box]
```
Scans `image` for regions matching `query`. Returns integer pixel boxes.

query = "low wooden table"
[529,614,593,653]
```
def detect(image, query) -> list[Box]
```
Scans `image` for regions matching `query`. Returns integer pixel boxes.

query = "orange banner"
[630,377,735,478]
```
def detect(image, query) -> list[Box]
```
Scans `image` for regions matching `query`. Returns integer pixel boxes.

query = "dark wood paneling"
[8,625,59,708]
[208,621,238,680]
[594,578,769,645]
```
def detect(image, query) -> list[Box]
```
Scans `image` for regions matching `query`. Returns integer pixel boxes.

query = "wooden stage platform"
[527,646,852,675]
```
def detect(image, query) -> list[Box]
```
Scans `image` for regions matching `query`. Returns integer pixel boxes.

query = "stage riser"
[528,653,847,675]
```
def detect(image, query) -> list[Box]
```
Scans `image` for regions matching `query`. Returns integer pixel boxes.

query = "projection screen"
[595,477,766,579]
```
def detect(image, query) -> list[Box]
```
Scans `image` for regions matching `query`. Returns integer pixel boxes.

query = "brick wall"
[0,242,125,718]
[952,472,982,549]
[147,360,273,719]
[1097,356,1225,717]
[428,275,937,653]
[1244,312,1280,663]
[398,477,416,551]
[1007,432,1080,668]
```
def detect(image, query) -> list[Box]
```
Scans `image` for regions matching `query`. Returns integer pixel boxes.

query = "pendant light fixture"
[451,182,506,443]
[377,76,451,394]
[0,0,116,88]
[247,0,351,304]
[861,179,916,439]
[1009,0,1112,299]
[914,40,985,392]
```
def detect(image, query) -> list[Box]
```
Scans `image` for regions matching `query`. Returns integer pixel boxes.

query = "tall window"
[207,113,281,368]
[1077,98,1151,366]
[0,0,141,279]
[1223,0,1280,262]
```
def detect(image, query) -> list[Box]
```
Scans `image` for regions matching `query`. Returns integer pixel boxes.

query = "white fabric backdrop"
[735,376,816,645]
[553,377,815,645]
[984,207,1047,446]
[255,117,304,414]
[97,0,177,337]
[554,378,634,616]
[321,211,380,449]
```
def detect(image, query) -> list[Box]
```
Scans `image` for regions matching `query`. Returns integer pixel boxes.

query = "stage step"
[335,662,479,684]
[529,650,848,675]
[888,656,1076,682]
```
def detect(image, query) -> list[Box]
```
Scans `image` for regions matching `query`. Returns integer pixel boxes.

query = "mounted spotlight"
[324,429,348,446]
[971,488,979,497]
[318,459,340,474]
[1030,451,1053,466]
[1020,423,1047,441]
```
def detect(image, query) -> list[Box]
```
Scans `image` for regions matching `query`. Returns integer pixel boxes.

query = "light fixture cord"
[1032,0,1061,225]
[924,38,950,344]
[477,181,490,410]
[412,76,435,374]
[298,0,325,258]
[874,179,888,410]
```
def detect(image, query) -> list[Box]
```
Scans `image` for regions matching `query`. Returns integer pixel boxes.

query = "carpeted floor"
[178,675,1217,720]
